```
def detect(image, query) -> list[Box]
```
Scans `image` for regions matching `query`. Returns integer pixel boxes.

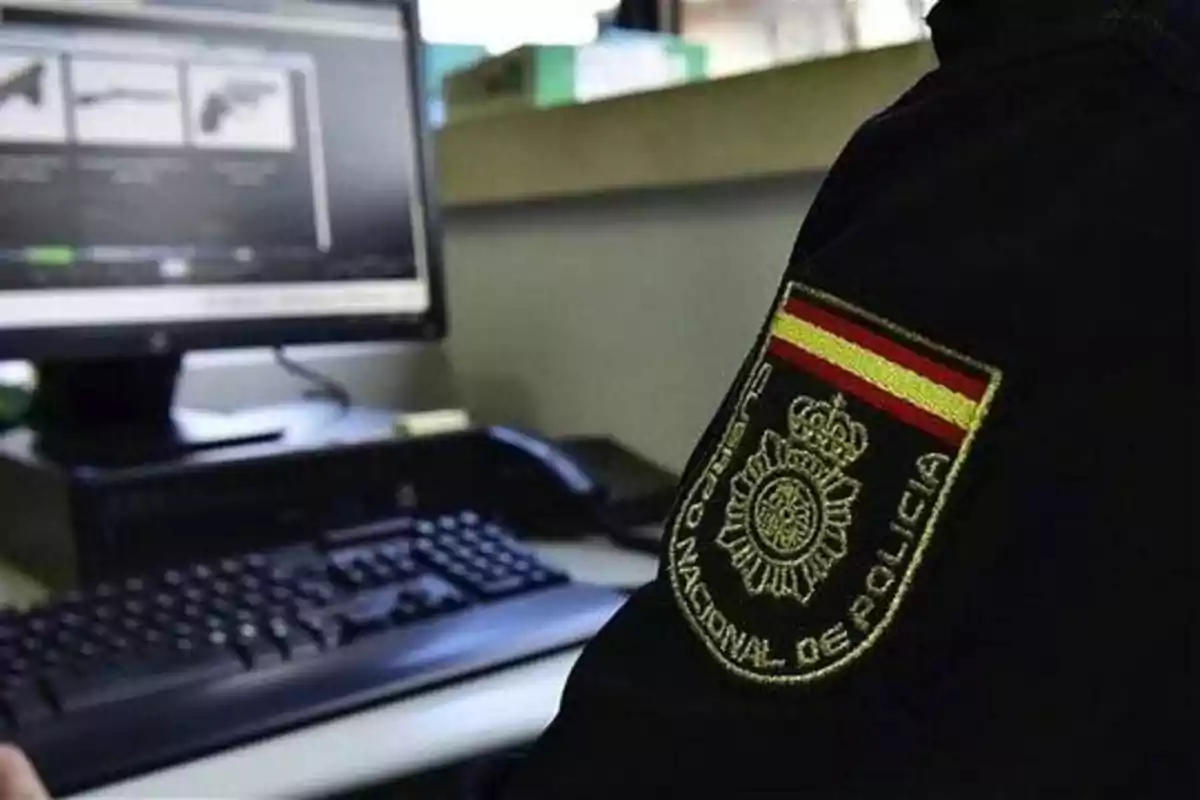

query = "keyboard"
[0,512,626,795]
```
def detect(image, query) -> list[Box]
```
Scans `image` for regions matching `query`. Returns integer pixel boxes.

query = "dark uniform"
[499,0,1198,797]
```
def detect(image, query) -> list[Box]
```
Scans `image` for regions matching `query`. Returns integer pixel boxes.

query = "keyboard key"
[398,575,465,611]
[331,565,368,590]
[170,622,195,639]
[238,637,286,669]
[376,542,405,560]
[59,611,85,628]
[209,597,235,616]
[44,648,243,713]
[336,588,398,643]
[323,517,413,545]
[298,581,335,604]
[296,613,340,650]
[366,562,392,584]
[266,567,290,585]
[232,623,284,668]
[265,619,319,660]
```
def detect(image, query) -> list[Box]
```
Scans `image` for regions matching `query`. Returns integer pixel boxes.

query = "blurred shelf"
[436,40,935,207]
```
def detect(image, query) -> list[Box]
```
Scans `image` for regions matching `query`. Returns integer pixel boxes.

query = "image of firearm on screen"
[75,87,176,108]
[0,60,45,109]
[199,77,278,134]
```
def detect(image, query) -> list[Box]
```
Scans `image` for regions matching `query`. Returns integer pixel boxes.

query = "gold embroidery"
[916,452,950,489]
[849,449,948,635]
[717,393,867,604]
[666,281,1003,685]
[684,363,772,531]
[795,623,852,668]
[676,532,788,672]
[772,313,980,429]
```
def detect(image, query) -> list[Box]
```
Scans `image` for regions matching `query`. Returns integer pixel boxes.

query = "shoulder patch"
[667,281,1002,684]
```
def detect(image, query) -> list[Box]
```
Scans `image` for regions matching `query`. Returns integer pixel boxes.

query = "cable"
[271,347,353,411]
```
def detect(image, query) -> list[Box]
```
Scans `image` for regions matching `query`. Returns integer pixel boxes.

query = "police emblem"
[668,282,1002,683]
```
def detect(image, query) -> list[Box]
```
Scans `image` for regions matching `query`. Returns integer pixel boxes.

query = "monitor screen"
[0,0,437,354]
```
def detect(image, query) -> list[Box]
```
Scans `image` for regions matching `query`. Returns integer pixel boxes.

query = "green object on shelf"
[444,37,709,123]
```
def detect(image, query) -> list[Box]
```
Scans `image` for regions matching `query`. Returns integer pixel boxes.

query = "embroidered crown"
[787,394,868,468]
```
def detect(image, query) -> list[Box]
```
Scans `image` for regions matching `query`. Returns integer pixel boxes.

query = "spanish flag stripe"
[771,311,980,430]
[783,298,988,401]
[767,338,967,447]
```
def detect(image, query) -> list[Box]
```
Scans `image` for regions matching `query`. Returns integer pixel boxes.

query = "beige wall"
[442,175,824,470]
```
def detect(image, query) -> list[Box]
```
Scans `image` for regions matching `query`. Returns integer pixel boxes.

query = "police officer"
[1,1,1195,798]
[495,0,1197,797]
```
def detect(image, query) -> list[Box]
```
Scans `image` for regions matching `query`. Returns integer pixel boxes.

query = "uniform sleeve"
[499,20,1197,799]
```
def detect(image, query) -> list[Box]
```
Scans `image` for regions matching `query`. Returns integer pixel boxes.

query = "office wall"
[442,175,824,471]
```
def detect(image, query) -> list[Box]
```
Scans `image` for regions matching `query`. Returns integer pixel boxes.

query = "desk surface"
[0,539,657,799]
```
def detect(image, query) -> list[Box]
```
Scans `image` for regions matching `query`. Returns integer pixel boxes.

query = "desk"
[0,539,658,799]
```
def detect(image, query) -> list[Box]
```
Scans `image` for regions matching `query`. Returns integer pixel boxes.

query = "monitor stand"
[27,354,285,466]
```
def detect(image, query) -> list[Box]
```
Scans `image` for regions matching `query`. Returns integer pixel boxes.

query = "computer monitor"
[0,0,443,456]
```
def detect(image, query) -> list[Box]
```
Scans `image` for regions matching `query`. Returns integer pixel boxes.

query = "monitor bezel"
[0,0,447,361]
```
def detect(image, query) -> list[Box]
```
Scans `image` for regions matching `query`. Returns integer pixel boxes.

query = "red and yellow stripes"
[768,297,989,446]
